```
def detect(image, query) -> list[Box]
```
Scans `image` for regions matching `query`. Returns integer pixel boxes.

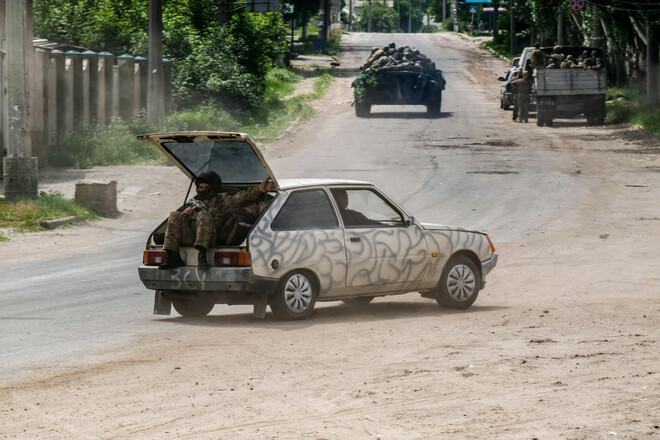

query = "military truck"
[352,44,446,118]
[519,46,607,126]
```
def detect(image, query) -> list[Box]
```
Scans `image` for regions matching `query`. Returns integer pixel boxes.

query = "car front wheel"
[270,271,317,320]
[435,256,481,309]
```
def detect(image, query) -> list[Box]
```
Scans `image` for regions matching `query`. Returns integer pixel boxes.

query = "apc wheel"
[355,101,371,117]
[171,297,215,317]
[270,271,317,320]
[342,296,375,306]
[436,256,481,310]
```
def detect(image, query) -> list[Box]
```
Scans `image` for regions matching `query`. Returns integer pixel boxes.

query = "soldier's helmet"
[196,171,222,193]
[566,55,574,60]
[591,50,598,58]
[553,45,563,54]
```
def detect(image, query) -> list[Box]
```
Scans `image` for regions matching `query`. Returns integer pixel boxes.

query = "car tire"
[435,256,481,310]
[342,296,375,306]
[270,271,318,320]
[171,297,215,317]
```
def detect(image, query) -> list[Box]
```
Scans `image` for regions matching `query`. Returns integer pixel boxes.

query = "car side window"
[271,189,339,230]
[331,188,404,228]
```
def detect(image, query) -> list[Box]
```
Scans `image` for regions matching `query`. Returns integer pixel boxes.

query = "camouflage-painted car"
[138,132,498,320]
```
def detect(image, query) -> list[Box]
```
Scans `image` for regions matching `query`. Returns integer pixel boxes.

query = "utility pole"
[647,24,659,108]
[3,0,38,200]
[408,0,412,33]
[442,0,446,25]
[557,7,564,45]
[147,0,165,127]
[510,0,516,54]
[349,0,353,31]
[368,0,372,33]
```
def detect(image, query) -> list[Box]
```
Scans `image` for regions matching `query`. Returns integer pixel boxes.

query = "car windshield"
[162,140,268,184]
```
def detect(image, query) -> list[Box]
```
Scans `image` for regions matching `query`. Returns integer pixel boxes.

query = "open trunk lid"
[137,132,279,190]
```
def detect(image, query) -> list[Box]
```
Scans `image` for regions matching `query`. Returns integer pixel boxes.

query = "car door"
[329,187,428,291]
[250,188,348,298]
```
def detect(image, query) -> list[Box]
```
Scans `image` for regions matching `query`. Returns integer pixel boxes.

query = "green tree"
[356,2,400,32]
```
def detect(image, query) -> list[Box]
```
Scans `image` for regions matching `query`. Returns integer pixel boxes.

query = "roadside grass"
[0,191,97,234]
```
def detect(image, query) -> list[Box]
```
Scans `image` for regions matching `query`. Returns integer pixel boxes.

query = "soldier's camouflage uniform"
[163,186,263,252]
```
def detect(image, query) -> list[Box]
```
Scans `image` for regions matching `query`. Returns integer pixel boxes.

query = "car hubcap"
[446,264,476,302]
[284,274,313,313]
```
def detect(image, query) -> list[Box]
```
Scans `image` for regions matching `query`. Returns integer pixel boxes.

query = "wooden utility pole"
[147,0,165,127]
[3,0,38,200]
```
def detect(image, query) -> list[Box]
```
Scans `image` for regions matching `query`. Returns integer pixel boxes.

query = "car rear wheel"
[342,296,375,306]
[171,297,215,317]
[270,271,317,320]
[435,256,481,310]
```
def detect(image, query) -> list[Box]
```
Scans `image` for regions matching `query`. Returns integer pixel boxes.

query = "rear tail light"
[486,235,496,253]
[144,250,167,266]
[214,251,251,267]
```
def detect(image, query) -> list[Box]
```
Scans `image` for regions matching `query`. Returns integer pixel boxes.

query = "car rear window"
[162,140,268,184]
[271,189,339,230]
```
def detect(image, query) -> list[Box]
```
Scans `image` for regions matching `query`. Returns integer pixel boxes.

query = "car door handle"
[349,237,361,243]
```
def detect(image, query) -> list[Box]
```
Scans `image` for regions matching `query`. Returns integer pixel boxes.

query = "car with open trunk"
[137,132,498,320]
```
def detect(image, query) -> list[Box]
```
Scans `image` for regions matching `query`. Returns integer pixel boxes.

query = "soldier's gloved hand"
[259,178,273,193]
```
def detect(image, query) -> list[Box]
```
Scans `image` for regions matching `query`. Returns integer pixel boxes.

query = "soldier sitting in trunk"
[160,171,272,270]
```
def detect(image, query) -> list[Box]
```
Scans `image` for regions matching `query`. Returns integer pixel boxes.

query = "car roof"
[277,178,373,190]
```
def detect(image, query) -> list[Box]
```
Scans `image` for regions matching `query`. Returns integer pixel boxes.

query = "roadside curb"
[40,216,83,230]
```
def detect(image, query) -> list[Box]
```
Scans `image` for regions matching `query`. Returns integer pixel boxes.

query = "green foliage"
[634,109,660,136]
[34,2,289,112]
[49,117,165,169]
[483,40,514,60]
[0,191,97,234]
[356,2,400,33]
[265,68,302,99]
[420,24,439,33]
[606,87,643,124]
[352,71,378,103]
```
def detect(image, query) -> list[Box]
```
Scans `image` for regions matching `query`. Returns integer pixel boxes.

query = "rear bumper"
[138,265,278,294]
[481,253,498,279]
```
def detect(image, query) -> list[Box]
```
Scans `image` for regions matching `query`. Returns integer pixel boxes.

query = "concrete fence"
[0,47,171,171]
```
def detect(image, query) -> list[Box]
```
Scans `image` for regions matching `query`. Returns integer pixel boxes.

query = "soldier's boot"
[159,249,185,270]
[196,245,210,270]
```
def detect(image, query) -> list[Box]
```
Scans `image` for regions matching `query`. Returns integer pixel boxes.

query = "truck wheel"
[536,108,545,126]
[427,102,441,118]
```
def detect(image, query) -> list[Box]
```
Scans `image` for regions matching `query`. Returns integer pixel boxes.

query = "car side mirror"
[406,216,416,226]
[498,77,505,81]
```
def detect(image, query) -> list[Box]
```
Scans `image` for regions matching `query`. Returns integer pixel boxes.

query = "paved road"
[0,32,618,381]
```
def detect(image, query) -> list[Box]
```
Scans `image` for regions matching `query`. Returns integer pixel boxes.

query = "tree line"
[34,0,289,114]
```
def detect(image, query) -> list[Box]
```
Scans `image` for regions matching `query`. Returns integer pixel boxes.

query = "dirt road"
[1,33,658,439]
